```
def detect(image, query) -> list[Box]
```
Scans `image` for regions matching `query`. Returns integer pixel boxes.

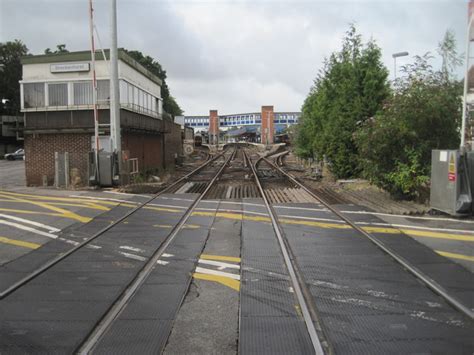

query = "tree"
[0,40,29,115]
[296,25,390,178]
[355,52,463,199]
[44,44,69,55]
[124,50,183,117]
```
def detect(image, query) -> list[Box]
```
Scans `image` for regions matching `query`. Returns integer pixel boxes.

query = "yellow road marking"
[0,236,40,249]
[192,211,474,242]
[200,254,241,263]
[193,272,240,291]
[0,193,91,223]
[1,191,471,243]
[436,250,474,262]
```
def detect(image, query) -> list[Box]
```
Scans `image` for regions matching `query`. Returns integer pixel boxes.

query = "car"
[4,148,24,161]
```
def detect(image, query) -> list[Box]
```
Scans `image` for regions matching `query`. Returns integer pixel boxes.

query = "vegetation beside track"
[296,27,463,201]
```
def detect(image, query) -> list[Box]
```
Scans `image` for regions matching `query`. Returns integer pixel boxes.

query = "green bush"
[296,25,389,178]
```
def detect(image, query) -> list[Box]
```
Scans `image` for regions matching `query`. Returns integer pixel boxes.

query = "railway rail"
[263,154,474,320]
[0,149,229,300]
[244,147,473,354]
[77,147,236,353]
[244,149,327,354]
[0,147,237,354]
[1,144,473,354]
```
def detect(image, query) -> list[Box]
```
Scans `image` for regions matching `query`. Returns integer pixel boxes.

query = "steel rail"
[264,156,474,321]
[0,150,228,299]
[244,150,326,355]
[77,147,236,354]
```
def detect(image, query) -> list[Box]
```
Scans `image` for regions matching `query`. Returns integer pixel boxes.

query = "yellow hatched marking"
[0,236,40,249]
[436,250,474,262]
[0,191,145,212]
[0,208,63,217]
[0,199,111,211]
[193,272,240,291]
[0,193,91,223]
[200,254,241,263]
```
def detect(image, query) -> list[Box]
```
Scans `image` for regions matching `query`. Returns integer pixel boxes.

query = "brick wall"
[209,110,219,144]
[24,133,91,186]
[261,106,274,145]
[122,132,163,173]
[24,120,182,186]
[164,121,183,169]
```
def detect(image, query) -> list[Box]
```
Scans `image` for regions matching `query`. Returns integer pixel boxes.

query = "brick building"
[20,50,182,186]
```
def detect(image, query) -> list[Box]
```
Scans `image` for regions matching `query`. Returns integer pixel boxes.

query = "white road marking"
[157,260,169,265]
[0,220,58,239]
[0,214,61,232]
[198,259,240,270]
[104,191,152,198]
[160,196,196,202]
[355,221,474,235]
[278,214,343,223]
[68,195,135,204]
[195,207,269,217]
[342,210,474,224]
[274,205,327,211]
[57,237,101,249]
[162,253,174,258]
[195,266,240,280]
[148,203,188,210]
[119,245,145,253]
[119,251,147,261]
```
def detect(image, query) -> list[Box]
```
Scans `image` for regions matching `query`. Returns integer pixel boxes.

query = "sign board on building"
[50,62,90,73]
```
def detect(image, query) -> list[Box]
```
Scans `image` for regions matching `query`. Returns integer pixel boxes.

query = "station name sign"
[50,62,90,73]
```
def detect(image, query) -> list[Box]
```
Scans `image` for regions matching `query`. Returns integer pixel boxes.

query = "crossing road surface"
[0,146,473,354]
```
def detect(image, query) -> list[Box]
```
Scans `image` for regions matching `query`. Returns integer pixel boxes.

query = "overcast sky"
[0,0,467,115]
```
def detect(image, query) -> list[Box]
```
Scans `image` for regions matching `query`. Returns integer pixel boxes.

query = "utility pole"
[88,0,100,183]
[110,0,121,180]
[461,11,474,151]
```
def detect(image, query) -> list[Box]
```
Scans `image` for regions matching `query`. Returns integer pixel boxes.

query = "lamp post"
[392,51,409,80]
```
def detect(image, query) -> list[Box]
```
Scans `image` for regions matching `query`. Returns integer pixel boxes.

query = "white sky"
[0,0,467,115]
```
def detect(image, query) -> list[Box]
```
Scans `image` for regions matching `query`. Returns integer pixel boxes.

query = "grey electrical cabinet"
[99,152,114,187]
[430,150,472,215]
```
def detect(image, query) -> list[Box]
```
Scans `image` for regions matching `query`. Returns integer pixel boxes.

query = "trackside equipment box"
[430,150,472,216]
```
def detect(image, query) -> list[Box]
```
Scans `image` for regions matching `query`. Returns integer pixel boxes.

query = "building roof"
[21,49,162,87]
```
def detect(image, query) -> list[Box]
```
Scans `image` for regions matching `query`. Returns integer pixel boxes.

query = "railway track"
[263,155,474,320]
[0,147,236,354]
[0,149,228,300]
[2,144,472,354]
[244,149,327,354]
[244,148,473,354]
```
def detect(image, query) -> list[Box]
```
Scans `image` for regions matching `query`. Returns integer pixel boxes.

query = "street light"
[392,51,409,80]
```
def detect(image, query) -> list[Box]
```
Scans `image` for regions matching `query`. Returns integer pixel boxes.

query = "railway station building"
[20,50,182,187]
[184,107,300,144]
